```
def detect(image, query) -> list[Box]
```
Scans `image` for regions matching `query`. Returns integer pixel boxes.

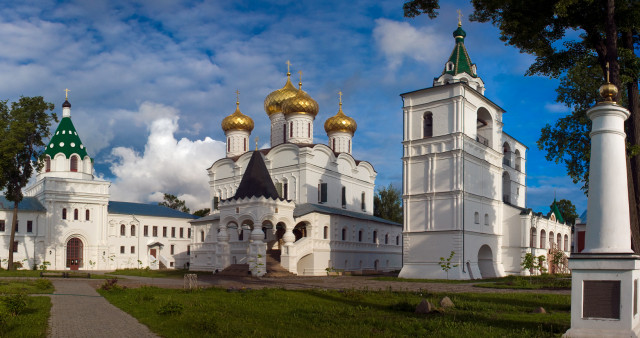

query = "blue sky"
[2,0,587,213]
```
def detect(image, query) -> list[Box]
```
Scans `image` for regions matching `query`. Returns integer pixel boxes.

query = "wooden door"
[150,249,157,258]
[66,238,83,270]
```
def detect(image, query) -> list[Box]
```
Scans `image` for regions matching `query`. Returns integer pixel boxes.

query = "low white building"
[399,22,571,279]
[190,72,402,276]
[0,98,195,271]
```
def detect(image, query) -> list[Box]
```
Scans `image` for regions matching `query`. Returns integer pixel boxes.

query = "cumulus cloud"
[526,175,587,214]
[373,18,448,69]
[544,102,571,114]
[108,102,225,211]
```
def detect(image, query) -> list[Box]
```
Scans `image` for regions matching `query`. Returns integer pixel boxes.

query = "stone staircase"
[217,264,250,276]
[265,250,295,277]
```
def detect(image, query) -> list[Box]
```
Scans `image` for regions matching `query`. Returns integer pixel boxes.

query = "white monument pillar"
[248,227,266,277]
[216,224,231,272]
[565,78,640,337]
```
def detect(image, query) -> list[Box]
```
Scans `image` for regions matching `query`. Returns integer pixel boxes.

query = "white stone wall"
[225,130,250,158]
[285,114,314,144]
[327,131,353,154]
[269,113,286,147]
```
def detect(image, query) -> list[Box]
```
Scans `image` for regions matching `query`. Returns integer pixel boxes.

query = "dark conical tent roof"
[231,151,280,200]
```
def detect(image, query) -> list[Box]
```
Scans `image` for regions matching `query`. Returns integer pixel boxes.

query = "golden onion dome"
[264,71,299,116]
[324,95,357,134]
[221,100,254,132]
[282,81,319,117]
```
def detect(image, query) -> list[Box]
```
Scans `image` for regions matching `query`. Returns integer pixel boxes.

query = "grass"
[0,279,53,337]
[100,286,570,337]
[0,278,54,294]
[107,268,210,279]
[475,274,571,290]
[371,276,505,284]
[0,269,43,277]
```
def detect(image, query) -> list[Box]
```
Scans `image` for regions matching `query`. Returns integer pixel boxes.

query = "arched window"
[373,231,377,244]
[308,123,311,138]
[131,224,136,236]
[557,233,562,248]
[502,171,511,204]
[385,234,389,244]
[45,156,51,172]
[323,226,328,239]
[85,210,90,221]
[396,235,400,245]
[446,61,454,71]
[244,138,247,151]
[358,230,363,242]
[283,123,286,142]
[503,142,512,166]
[540,230,546,249]
[290,122,293,137]
[120,224,126,236]
[62,208,67,220]
[423,113,433,138]
[564,234,569,251]
[341,228,347,241]
[549,231,555,248]
[70,155,78,172]
[515,149,522,171]
[201,230,205,242]
[530,228,537,248]
[484,213,489,226]
[227,138,230,152]
[333,139,336,151]
[474,212,479,224]
[74,209,79,220]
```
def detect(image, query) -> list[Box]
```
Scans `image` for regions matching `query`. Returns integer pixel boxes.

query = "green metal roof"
[108,201,197,219]
[294,203,401,227]
[0,196,46,212]
[442,25,477,78]
[44,117,90,159]
[551,199,565,223]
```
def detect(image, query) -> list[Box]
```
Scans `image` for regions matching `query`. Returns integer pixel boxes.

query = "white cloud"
[373,18,448,69]
[526,175,587,213]
[544,102,571,114]
[107,102,225,211]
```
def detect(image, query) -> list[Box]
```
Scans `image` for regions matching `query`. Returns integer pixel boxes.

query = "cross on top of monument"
[64,88,70,100]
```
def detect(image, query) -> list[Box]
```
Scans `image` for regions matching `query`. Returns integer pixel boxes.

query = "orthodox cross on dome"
[338,90,343,108]
[286,60,291,76]
[298,70,303,88]
[457,9,462,27]
[64,88,70,100]
[255,136,259,150]
[235,89,240,106]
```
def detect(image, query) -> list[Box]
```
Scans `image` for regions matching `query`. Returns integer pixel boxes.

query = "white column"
[583,103,632,254]
[270,113,285,147]
[249,227,266,276]
[216,224,231,271]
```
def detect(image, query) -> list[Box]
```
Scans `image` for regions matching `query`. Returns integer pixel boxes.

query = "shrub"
[34,278,53,291]
[157,300,184,315]
[100,278,125,291]
[2,293,27,316]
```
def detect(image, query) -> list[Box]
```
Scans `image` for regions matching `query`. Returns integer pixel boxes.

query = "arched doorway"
[478,245,496,278]
[66,238,83,270]
[293,222,307,241]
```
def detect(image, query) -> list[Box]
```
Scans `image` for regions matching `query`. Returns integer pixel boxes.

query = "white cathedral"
[399,23,572,279]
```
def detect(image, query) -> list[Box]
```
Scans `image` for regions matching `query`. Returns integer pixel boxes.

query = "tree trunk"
[622,29,640,252]
[7,202,18,270]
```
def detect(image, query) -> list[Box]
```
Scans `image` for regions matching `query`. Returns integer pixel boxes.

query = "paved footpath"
[48,279,158,338]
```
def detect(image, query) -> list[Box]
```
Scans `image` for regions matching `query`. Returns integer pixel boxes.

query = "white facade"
[399,24,571,280]
[0,100,195,271]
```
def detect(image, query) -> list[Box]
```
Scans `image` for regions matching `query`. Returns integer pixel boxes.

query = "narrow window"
[85,209,90,221]
[283,123,286,142]
[308,123,310,138]
[70,155,78,172]
[323,226,328,239]
[201,230,205,242]
[484,214,489,225]
[45,156,51,172]
[171,227,176,238]
[62,208,67,220]
[341,187,346,208]
[13,241,18,253]
[227,138,230,152]
[131,225,136,236]
[15,220,18,232]
[396,235,399,245]
[144,225,149,237]
[474,212,479,224]
[131,246,135,254]
[120,224,126,236]
[153,226,158,237]
[283,182,288,199]
[333,139,336,151]
[423,113,433,138]
[319,183,328,203]
[187,245,191,256]
[171,245,175,255]
[385,234,389,244]
[188,228,191,238]
[358,230,363,242]
[120,246,125,254]
[0,220,5,232]
[373,231,377,244]
[163,227,167,237]
[27,221,33,233]
[180,228,184,238]
[276,182,283,198]
[213,196,219,210]
[361,192,366,211]
[239,230,244,241]
[290,122,293,137]
[342,228,346,241]
[74,209,79,220]
[244,138,247,151]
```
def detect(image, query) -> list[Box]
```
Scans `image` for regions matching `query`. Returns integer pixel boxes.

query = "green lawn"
[0,279,53,337]
[475,275,571,290]
[100,286,570,337]
[107,268,210,279]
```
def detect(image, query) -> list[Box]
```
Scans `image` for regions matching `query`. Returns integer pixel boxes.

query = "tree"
[373,184,402,223]
[439,251,459,279]
[552,199,579,225]
[403,0,640,252]
[193,208,210,217]
[158,193,190,213]
[0,97,56,270]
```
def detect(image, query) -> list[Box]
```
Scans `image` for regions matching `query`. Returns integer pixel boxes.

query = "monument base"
[564,254,640,337]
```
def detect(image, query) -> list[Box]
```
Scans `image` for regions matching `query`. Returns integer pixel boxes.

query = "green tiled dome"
[44,117,89,159]
[443,25,477,78]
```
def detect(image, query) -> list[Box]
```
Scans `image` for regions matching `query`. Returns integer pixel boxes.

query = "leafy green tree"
[0,97,56,270]
[439,251,459,279]
[373,184,403,223]
[193,208,210,217]
[552,199,579,225]
[403,0,640,252]
[158,193,190,213]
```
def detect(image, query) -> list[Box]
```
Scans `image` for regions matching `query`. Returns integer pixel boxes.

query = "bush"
[100,278,125,291]
[2,293,27,316]
[34,278,53,291]
[157,300,184,315]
